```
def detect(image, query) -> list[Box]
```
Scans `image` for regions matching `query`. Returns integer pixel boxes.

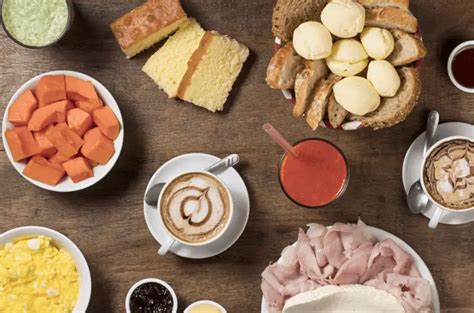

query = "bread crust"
[365,7,418,33]
[327,93,348,128]
[293,60,329,117]
[388,29,427,66]
[266,42,304,89]
[357,0,409,10]
[306,74,342,130]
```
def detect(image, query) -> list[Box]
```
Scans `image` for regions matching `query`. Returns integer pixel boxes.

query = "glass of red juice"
[278,138,349,208]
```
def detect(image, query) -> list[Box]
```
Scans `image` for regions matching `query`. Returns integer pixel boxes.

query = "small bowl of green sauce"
[1,0,74,48]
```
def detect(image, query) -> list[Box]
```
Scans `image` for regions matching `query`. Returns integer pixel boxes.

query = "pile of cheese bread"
[267,0,427,130]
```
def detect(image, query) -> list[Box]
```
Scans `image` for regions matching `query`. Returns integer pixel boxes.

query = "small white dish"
[447,40,474,93]
[402,122,474,225]
[125,278,178,313]
[184,300,227,313]
[2,70,124,192]
[144,153,250,259]
[0,226,92,313]
[261,226,440,313]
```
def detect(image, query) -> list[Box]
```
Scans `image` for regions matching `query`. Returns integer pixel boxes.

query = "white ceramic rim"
[125,278,178,313]
[419,135,474,212]
[184,300,227,313]
[157,170,235,247]
[2,70,124,192]
[447,40,474,93]
[0,226,91,312]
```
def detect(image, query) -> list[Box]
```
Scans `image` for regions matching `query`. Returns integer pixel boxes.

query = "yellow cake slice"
[177,31,249,112]
[110,0,187,58]
[142,20,205,98]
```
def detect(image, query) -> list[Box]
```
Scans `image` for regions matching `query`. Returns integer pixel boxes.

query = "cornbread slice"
[177,31,249,112]
[143,20,205,98]
[110,0,187,58]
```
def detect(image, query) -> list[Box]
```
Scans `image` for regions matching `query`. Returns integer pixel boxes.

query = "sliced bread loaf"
[388,29,427,66]
[365,7,418,33]
[357,0,409,10]
[327,93,348,128]
[306,74,342,130]
[272,0,328,42]
[293,59,329,117]
[266,42,304,90]
[356,66,421,129]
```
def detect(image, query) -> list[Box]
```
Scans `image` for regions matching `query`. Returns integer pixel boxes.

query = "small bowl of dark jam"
[126,278,178,313]
[448,40,474,93]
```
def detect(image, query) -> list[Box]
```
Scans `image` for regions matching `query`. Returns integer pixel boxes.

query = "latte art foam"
[160,173,231,243]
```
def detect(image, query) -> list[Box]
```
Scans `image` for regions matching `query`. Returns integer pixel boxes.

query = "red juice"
[279,139,349,207]
[452,47,474,88]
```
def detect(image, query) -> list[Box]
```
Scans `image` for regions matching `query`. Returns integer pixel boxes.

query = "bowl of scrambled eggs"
[0,226,91,312]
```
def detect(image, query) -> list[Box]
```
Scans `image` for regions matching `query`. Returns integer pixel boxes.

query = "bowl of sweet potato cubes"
[2,70,124,192]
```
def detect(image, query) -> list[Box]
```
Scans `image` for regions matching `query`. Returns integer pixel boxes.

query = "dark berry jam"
[129,282,174,313]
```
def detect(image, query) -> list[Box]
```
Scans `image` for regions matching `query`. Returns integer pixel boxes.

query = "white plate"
[143,153,250,259]
[402,122,474,224]
[260,226,440,313]
[2,70,124,192]
[0,226,91,313]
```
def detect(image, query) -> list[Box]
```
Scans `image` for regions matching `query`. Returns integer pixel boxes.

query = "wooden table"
[0,0,473,312]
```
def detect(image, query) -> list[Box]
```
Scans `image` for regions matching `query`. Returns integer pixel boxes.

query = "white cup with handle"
[419,136,474,229]
[156,170,234,256]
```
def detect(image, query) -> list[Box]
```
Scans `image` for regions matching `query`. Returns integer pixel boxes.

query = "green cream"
[2,0,69,47]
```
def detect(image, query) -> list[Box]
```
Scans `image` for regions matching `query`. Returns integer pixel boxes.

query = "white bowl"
[447,40,474,93]
[2,70,124,192]
[0,226,92,312]
[125,278,178,313]
[184,300,227,313]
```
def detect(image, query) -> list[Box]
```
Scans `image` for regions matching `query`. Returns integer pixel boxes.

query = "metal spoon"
[144,154,240,207]
[407,111,439,214]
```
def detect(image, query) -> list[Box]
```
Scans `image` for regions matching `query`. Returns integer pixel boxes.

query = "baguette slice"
[272,0,328,42]
[365,7,418,33]
[293,60,329,117]
[266,42,304,89]
[355,66,421,129]
[357,0,409,10]
[306,74,342,130]
[388,30,427,66]
[327,93,348,128]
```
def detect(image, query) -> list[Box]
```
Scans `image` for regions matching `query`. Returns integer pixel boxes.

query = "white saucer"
[143,153,250,259]
[402,122,474,225]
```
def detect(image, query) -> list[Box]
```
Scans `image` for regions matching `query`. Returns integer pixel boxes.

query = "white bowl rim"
[0,226,92,312]
[1,70,125,192]
[125,278,178,313]
[184,300,227,313]
[447,40,474,93]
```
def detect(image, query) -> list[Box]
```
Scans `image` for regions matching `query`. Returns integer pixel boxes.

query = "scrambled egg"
[0,236,79,313]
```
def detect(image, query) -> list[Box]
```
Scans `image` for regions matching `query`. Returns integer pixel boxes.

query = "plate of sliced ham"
[260,220,440,313]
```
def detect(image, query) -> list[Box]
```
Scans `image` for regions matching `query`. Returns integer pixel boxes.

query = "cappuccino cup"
[156,171,234,255]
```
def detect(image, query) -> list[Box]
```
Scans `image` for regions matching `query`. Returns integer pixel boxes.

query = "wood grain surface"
[0,0,473,312]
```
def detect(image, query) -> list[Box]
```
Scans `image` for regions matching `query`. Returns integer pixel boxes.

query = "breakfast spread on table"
[0,0,472,312]
[267,0,427,130]
[0,236,79,312]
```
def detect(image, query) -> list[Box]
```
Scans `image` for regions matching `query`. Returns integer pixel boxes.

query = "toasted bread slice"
[388,29,427,66]
[305,74,342,130]
[293,60,329,117]
[365,7,418,33]
[272,0,328,42]
[357,0,409,10]
[266,42,304,89]
[355,66,421,129]
[327,93,348,128]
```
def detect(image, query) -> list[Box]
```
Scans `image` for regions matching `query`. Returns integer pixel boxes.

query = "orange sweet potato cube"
[62,156,93,183]
[67,108,92,137]
[49,151,75,165]
[81,127,115,165]
[65,76,99,101]
[47,123,84,158]
[23,156,65,185]
[36,75,66,106]
[8,89,38,126]
[5,127,41,161]
[28,100,73,131]
[33,125,57,157]
[92,106,120,140]
[75,98,103,113]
